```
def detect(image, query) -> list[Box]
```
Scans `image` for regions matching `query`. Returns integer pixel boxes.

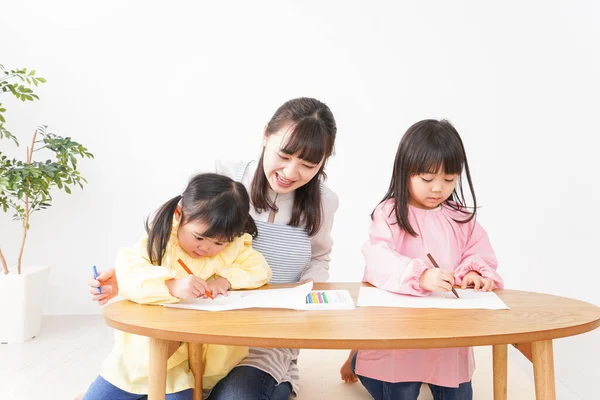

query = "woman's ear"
[174,206,182,222]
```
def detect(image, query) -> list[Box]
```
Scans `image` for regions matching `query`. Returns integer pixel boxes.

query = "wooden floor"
[0,315,581,399]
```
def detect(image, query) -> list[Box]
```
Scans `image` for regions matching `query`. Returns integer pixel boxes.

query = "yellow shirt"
[100,223,271,394]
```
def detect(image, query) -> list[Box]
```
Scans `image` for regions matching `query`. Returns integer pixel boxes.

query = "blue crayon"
[93,265,102,294]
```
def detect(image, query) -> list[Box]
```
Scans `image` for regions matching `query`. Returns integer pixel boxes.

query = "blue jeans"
[351,352,473,400]
[82,375,193,400]
[208,366,292,400]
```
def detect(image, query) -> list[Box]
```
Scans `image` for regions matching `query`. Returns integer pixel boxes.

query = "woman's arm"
[300,186,339,282]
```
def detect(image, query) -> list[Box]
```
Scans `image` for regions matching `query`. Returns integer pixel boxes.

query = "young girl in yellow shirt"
[82,173,271,400]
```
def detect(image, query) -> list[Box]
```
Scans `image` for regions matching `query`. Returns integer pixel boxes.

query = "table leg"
[149,337,172,400]
[492,344,507,400]
[189,342,204,400]
[531,340,556,399]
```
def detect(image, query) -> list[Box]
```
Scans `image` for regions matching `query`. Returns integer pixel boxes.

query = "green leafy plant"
[0,65,94,274]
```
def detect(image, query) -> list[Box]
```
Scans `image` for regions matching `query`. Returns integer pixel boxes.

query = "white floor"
[0,315,563,400]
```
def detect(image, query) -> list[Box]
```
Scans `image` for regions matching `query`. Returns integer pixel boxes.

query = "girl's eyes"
[194,235,224,246]
[278,153,290,160]
[421,178,456,183]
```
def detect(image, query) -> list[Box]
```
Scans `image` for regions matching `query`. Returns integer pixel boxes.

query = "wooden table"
[103,283,600,400]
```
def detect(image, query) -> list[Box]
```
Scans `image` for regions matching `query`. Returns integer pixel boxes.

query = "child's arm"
[215,234,272,289]
[115,238,181,305]
[362,204,432,296]
[454,221,504,289]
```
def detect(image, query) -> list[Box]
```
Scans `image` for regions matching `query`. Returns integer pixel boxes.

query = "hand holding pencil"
[176,258,216,299]
[165,274,211,300]
[418,253,460,298]
[164,259,213,300]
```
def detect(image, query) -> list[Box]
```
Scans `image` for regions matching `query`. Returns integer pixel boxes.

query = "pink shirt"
[356,200,504,387]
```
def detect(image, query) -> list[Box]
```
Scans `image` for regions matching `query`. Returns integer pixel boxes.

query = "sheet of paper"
[162,281,314,311]
[357,287,509,310]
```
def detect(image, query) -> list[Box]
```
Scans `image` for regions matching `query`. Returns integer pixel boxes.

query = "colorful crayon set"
[305,290,355,310]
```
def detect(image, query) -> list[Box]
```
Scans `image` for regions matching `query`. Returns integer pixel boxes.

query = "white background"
[1,1,599,396]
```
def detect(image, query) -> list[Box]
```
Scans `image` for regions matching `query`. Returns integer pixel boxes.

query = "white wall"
[1,1,599,395]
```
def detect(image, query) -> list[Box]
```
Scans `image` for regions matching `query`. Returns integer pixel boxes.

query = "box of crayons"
[305,290,355,310]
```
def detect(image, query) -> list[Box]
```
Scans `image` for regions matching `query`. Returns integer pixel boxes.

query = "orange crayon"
[177,258,215,300]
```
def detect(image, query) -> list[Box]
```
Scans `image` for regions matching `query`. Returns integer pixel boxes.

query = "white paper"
[357,287,509,310]
[162,281,314,311]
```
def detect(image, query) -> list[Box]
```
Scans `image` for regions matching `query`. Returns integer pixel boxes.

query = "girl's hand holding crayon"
[206,276,232,298]
[166,275,210,300]
[460,271,496,292]
[419,267,456,293]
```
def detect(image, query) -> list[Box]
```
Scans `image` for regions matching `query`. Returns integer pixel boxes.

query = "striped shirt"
[213,159,338,395]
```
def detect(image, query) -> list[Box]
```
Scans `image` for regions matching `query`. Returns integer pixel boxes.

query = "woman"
[89,97,339,400]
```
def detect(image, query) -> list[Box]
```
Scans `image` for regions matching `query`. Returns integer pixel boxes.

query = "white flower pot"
[0,265,50,343]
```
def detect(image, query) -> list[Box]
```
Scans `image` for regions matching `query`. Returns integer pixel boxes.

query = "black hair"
[145,173,257,265]
[251,97,336,236]
[377,119,477,236]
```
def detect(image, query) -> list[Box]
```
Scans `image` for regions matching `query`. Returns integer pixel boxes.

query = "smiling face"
[408,169,458,210]
[261,126,324,194]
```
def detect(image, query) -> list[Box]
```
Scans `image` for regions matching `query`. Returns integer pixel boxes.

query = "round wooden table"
[103,283,600,400]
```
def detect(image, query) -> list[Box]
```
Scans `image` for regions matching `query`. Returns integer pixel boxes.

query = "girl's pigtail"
[145,195,182,265]
[245,215,258,238]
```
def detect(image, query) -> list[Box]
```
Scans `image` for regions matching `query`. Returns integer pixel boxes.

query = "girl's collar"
[409,204,442,212]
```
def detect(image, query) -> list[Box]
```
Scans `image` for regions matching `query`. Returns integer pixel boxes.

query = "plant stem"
[0,247,8,274]
[17,215,27,275]
[17,128,38,275]
[28,129,37,163]
[0,73,17,83]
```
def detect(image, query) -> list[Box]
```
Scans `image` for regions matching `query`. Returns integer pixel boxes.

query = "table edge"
[103,316,600,349]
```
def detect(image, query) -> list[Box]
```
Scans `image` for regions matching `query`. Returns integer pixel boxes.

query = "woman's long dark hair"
[377,119,477,237]
[251,97,336,236]
[145,173,257,265]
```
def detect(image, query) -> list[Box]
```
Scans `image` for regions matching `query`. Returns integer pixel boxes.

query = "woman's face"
[262,126,324,194]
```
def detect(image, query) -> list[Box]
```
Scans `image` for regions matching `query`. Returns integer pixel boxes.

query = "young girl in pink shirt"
[341,119,504,400]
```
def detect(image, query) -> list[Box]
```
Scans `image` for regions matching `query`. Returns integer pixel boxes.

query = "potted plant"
[0,64,94,343]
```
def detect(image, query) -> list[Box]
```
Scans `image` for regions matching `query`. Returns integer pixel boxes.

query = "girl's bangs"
[280,118,333,164]
[409,140,464,176]
[185,205,245,243]
[200,226,238,243]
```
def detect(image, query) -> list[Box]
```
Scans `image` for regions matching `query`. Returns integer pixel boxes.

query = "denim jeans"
[208,366,292,400]
[82,375,193,400]
[351,352,473,400]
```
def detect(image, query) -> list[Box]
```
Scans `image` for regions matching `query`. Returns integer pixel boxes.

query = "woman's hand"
[89,268,119,306]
